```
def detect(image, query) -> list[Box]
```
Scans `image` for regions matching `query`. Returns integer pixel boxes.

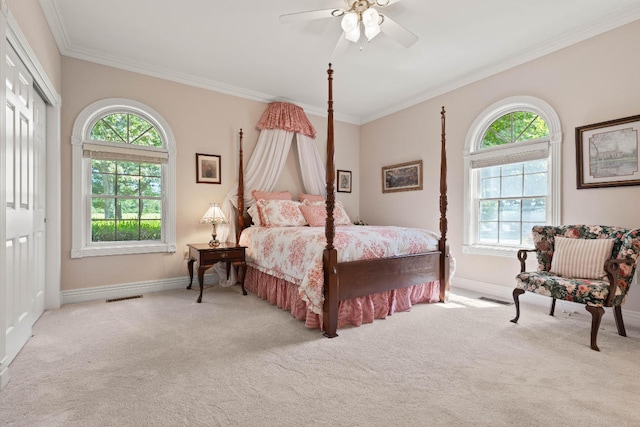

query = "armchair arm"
[517,249,537,273]
[603,258,635,306]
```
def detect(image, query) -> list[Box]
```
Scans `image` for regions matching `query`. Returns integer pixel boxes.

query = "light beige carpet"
[2,285,640,427]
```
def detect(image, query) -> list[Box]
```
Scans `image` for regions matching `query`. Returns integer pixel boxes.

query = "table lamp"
[200,203,227,247]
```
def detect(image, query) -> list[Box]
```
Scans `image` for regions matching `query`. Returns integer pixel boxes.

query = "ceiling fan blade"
[330,33,351,61]
[279,9,339,23]
[380,14,418,48]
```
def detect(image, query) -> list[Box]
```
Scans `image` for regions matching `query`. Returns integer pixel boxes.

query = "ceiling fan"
[280,0,418,52]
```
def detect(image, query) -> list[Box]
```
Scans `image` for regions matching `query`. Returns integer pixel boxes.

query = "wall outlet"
[183,250,189,260]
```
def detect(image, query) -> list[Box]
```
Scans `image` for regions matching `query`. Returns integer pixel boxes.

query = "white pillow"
[256,199,307,227]
[549,237,615,279]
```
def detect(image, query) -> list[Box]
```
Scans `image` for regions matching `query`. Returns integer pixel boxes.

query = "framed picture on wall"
[337,170,352,193]
[382,160,423,193]
[196,153,221,184]
[576,114,640,189]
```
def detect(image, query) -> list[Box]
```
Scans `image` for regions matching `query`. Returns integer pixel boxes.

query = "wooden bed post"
[438,107,450,302]
[323,64,339,338]
[236,129,245,244]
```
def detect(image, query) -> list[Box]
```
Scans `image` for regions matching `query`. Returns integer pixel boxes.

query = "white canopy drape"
[214,102,326,286]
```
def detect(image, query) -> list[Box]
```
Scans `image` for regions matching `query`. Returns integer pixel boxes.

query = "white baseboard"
[451,276,640,329]
[60,273,219,305]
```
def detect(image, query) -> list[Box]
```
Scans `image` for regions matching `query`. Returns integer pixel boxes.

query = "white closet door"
[4,42,46,364]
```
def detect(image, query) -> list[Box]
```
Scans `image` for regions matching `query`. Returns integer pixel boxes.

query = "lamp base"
[208,224,220,247]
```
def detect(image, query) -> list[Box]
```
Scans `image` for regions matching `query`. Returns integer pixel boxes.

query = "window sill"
[462,244,534,258]
[71,242,177,258]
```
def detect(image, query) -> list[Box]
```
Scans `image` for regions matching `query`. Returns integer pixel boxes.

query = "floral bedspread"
[238,225,442,314]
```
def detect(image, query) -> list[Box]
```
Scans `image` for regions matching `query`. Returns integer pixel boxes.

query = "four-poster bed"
[235,65,451,337]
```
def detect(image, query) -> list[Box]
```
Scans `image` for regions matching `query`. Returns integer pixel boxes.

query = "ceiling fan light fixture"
[341,12,361,42]
[362,8,381,41]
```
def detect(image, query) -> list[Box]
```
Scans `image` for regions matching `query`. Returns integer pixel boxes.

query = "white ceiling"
[39,0,640,124]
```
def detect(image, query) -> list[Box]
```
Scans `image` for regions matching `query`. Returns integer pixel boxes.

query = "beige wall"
[361,20,640,312]
[7,0,61,93]
[60,57,360,291]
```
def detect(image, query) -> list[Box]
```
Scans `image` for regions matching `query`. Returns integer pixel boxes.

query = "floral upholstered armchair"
[511,225,640,351]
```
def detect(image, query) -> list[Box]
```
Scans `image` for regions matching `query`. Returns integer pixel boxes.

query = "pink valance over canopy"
[256,102,316,139]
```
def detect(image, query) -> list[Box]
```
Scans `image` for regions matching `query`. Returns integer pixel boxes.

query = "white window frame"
[71,98,176,258]
[463,96,562,257]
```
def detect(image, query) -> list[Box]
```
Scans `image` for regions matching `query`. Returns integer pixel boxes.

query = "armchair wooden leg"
[510,288,525,323]
[549,298,556,316]
[614,305,627,337]
[585,305,605,351]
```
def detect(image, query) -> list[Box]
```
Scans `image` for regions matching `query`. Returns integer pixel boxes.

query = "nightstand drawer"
[199,247,245,264]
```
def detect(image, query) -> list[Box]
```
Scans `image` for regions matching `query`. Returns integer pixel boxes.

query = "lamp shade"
[341,12,360,42]
[200,203,227,225]
[362,8,381,41]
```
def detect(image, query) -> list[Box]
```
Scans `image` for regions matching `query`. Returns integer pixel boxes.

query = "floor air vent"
[106,295,143,303]
[479,296,513,305]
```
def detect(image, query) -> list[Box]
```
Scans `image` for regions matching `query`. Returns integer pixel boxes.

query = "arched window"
[463,96,562,257]
[71,99,176,258]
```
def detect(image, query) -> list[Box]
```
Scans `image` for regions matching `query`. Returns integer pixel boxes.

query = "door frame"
[0,2,61,389]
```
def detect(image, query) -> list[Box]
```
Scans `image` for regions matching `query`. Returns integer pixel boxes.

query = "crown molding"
[39,0,640,126]
[360,6,640,124]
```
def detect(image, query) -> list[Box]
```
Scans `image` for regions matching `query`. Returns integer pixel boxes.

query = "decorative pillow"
[298,193,325,203]
[299,204,352,227]
[549,237,615,279]
[251,190,293,202]
[247,204,262,227]
[256,199,307,227]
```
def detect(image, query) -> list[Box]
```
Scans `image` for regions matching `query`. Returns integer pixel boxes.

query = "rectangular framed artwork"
[382,160,423,193]
[575,114,640,189]
[196,153,221,184]
[337,170,352,193]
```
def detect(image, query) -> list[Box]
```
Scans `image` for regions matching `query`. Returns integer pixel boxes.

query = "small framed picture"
[576,114,640,189]
[382,160,423,193]
[196,153,221,184]
[337,170,352,193]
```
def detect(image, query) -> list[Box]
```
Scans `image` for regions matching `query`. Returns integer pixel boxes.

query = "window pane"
[519,116,549,141]
[91,159,115,174]
[141,199,162,219]
[90,119,124,143]
[500,199,521,221]
[500,222,521,244]
[92,220,115,241]
[480,200,499,221]
[524,159,547,173]
[480,166,501,178]
[140,177,161,197]
[501,176,522,197]
[140,163,161,177]
[117,199,139,219]
[140,220,161,240]
[478,222,498,243]
[92,198,116,219]
[481,177,500,198]
[483,115,512,147]
[116,219,139,240]
[132,129,162,147]
[117,161,139,175]
[117,175,139,196]
[502,163,523,177]
[92,173,115,195]
[522,198,546,222]
[523,172,547,196]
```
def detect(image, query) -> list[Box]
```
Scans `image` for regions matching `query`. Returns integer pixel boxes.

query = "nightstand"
[186,242,247,303]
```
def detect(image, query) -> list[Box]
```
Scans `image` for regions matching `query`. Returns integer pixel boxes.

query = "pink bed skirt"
[245,266,441,331]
